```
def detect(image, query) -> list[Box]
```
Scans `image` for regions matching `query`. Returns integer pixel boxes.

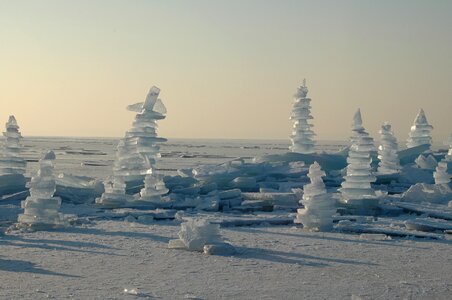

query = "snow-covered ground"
[1,137,451,299]
[1,220,451,299]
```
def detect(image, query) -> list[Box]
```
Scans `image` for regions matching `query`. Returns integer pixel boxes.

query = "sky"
[0,0,451,143]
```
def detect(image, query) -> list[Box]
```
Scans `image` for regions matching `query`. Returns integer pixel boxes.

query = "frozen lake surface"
[21,137,349,178]
[1,137,451,299]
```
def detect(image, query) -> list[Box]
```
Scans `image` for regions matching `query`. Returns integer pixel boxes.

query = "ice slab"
[401,183,452,205]
[404,218,452,232]
[254,152,347,172]
[398,144,430,165]
[0,174,26,196]
[336,220,443,239]
[393,201,452,220]
[56,173,104,204]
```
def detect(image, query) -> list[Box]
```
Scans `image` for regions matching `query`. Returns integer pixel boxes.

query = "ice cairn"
[434,160,450,185]
[406,108,433,149]
[295,162,335,231]
[138,169,169,205]
[340,109,377,208]
[0,116,27,194]
[96,177,131,208]
[17,151,65,228]
[168,219,236,255]
[377,122,401,174]
[96,86,168,208]
[289,79,316,154]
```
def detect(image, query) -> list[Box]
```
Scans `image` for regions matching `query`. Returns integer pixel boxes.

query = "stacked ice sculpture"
[138,170,169,205]
[289,79,316,154]
[340,109,377,206]
[18,151,64,228]
[113,86,167,183]
[97,86,168,207]
[0,116,27,195]
[377,122,401,174]
[96,177,132,208]
[406,108,433,149]
[295,162,335,231]
[434,161,450,185]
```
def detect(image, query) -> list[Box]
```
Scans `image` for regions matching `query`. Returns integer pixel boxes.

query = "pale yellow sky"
[0,0,451,143]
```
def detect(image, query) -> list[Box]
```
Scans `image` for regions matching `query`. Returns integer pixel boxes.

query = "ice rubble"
[340,109,378,208]
[17,151,65,228]
[0,116,27,195]
[253,152,348,172]
[289,79,316,154]
[377,122,401,175]
[434,160,450,185]
[295,162,336,231]
[97,86,169,208]
[168,219,235,255]
[406,108,433,149]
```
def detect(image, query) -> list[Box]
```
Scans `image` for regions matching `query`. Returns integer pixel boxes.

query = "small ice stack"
[18,151,64,228]
[340,109,378,210]
[295,162,335,231]
[406,108,433,149]
[96,177,132,208]
[289,79,316,154]
[137,170,169,206]
[434,161,450,185]
[377,122,401,175]
[0,116,27,195]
